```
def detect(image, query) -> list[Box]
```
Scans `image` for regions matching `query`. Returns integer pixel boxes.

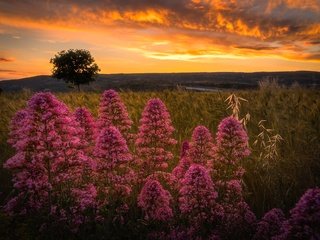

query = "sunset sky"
[0,0,319,80]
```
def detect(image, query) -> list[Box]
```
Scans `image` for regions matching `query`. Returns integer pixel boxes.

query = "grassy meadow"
[0,87,319,217]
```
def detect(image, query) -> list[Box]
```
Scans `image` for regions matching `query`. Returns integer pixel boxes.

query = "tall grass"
[0,88,319,216]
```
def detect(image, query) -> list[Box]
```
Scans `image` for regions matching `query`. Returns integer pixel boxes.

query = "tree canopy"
[50,49,100,90]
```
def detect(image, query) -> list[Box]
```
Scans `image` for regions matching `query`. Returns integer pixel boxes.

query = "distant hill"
[0,71,319,92]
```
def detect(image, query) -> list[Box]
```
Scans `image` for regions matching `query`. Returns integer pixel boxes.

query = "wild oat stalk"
[253,120,283,164]
[225,93,250,128]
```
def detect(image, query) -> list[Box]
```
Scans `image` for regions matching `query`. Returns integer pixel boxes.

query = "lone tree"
[50,49,100,91]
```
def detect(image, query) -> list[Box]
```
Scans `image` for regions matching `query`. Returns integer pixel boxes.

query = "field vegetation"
[0,85,319,239]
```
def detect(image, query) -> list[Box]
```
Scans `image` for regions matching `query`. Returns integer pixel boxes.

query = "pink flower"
[219,179,243,203]
[94,126,133,214]
[179,164,223,227]
[3,193,24,216]
[213,116,250,181]
[172,141,191,181]
[72,183,97,211]
[7,109,30,150]
[135,98,177,176]
[214,116,250,164]
[275,188,320,240]
[217,178,256,239]
[188,125,214,167]
[74,107,96,152]
[221,201,256,239]
[253,208,285,240]
[97,89,133,141]
[138,179,173,222]
[95,126,132,172]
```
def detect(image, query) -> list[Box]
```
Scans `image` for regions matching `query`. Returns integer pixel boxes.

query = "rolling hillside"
[0,71,319,92]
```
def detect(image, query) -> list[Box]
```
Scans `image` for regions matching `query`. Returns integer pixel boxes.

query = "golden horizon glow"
[0,1,319,80]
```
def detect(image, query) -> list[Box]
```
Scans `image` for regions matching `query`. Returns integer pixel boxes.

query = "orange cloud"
[0,57,14,62]
[0,0,319,79]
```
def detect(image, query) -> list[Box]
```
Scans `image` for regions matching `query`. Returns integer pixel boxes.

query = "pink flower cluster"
[97,89,133,141]
[188,125,214,167]
[74,107,96,153]
[274,187,320,240]
[172,140,191,181]
[213,116,250,182]
[135,98,177,176]
[94,126,134,222]
[179,164,223,227]
[95,126,132,174]
[253,208,285,240]
[138,179,173,221]
[4,92,95,222]
[221,201,257,239]
[218,179,256,239]
[7,109,29,149]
